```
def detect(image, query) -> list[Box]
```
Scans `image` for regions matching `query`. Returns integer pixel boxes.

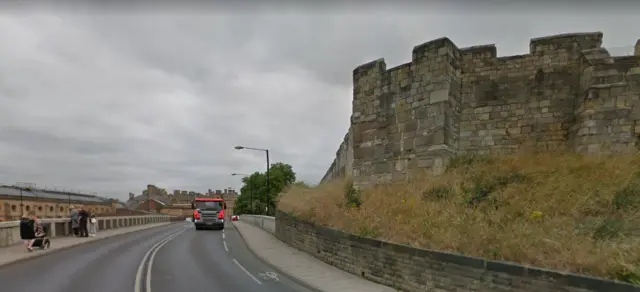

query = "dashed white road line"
[223,240,229,252]
[233,258,263,284]
[222,233,226,239]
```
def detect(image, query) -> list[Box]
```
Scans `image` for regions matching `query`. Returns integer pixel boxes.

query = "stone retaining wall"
[275,210,637,292]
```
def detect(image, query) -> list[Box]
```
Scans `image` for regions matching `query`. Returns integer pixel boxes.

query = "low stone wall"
[275,210,637,292]
[0,214,173,247]
[238,215,275,233]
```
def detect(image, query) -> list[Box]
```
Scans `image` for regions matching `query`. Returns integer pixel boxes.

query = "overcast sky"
[0,2,637,200]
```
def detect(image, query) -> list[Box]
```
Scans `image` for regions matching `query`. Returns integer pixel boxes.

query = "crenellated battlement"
[327,32,640,188]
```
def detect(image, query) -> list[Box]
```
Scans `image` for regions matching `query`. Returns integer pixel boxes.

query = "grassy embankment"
[278,151,640,284]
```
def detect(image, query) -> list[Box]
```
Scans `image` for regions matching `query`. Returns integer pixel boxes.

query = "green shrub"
[465,172,528,206]
[344,180,361,208]
[423,186,452,200]
[592,218,626,240]
[448,154,493,171]
[612,184,640,211]
[615,265,640,285]
[356,226,379,238]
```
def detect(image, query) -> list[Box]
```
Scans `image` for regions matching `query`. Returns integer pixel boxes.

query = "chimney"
[111,199,118,212]
[129,193,135,200]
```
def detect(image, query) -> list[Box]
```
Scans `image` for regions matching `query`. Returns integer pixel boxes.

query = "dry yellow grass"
[278,151,640,283]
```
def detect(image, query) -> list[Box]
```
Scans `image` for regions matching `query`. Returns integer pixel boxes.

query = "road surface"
[0,222,314,292]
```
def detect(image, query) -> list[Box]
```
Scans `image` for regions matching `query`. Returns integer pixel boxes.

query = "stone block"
[429,89,450,104]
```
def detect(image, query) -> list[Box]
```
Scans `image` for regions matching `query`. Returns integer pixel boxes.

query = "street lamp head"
[234,146,244,150]
[231,173,238,176]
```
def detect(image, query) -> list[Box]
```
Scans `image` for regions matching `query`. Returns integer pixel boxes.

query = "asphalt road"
[0,222,314,292]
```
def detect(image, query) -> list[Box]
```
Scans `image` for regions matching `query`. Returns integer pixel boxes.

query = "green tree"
[233,162,297,215]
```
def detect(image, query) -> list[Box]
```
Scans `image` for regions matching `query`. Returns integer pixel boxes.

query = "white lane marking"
[259,271,280,281]
[222,233,226,239]
[233,258,262,285]
[145,228,188,292]
[133,227,187,292]
[223,240,229,252]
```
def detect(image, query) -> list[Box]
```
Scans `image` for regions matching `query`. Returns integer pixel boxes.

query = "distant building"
[125,185,239,218]
[0,185,116,221]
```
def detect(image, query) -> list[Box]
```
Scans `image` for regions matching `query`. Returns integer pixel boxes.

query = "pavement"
[233,220,398,292]
[0,221,315,292]
[0,222,172,267]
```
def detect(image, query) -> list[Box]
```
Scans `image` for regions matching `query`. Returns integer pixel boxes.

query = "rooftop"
[0,185,111,204]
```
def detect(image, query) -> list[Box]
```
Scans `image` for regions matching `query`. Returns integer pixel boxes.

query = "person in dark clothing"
[77,207,90,237]
[70,206,79,236]
[19,213,36,252]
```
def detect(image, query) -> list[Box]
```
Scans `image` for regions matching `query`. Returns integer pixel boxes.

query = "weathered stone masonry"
[320,129,353,182]
[275,210,637,292]
[321,32,640,187]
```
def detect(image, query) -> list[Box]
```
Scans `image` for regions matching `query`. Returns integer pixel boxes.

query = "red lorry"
[191,197,226,231]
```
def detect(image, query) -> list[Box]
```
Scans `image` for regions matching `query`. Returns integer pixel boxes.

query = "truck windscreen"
[195,201,223,211]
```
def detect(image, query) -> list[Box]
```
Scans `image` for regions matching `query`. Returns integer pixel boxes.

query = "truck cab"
[191,197,226,230]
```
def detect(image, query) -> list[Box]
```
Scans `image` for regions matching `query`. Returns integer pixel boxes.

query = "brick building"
[0,185,116,221]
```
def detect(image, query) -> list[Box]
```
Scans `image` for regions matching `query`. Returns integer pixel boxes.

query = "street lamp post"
[234,146,270,215]
[232,173,254,214]
[19,188,23,216]
[15,182,34,217]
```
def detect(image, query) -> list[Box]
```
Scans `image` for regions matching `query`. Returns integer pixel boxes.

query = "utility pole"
[234,146,271,215]
[19,188,23,216]
[245,178,252,214]
[15,182,35,217]
[265,149,270,216]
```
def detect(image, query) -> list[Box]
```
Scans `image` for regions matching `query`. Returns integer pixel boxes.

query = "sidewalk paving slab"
[0,222,172,268]
[233,220,397,292]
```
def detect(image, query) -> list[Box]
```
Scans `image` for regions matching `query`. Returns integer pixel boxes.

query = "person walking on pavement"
[88,213,98,237]
[19,212,36,252]
[77,206,89,237]
[69,206,79,236]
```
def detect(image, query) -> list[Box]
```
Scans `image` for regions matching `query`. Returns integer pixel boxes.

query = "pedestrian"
[88,213,98,237]
[78,206,89,237]
[19,211,37,252]
[69,206,79,236]
[31,212,43,237]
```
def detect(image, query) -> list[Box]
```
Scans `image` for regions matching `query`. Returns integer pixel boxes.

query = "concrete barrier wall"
[238,215,275,234]
[274,210,637,292]
[0,214,173,247]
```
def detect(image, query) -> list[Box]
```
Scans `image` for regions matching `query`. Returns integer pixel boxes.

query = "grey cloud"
[0,127,123,155]
[0,5,638,199]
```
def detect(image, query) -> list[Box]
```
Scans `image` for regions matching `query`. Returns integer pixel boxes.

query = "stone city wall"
[320,129,354,183]
[321,32,640,187]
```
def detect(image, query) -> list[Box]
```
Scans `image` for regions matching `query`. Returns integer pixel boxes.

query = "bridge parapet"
[0,214,174,247]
